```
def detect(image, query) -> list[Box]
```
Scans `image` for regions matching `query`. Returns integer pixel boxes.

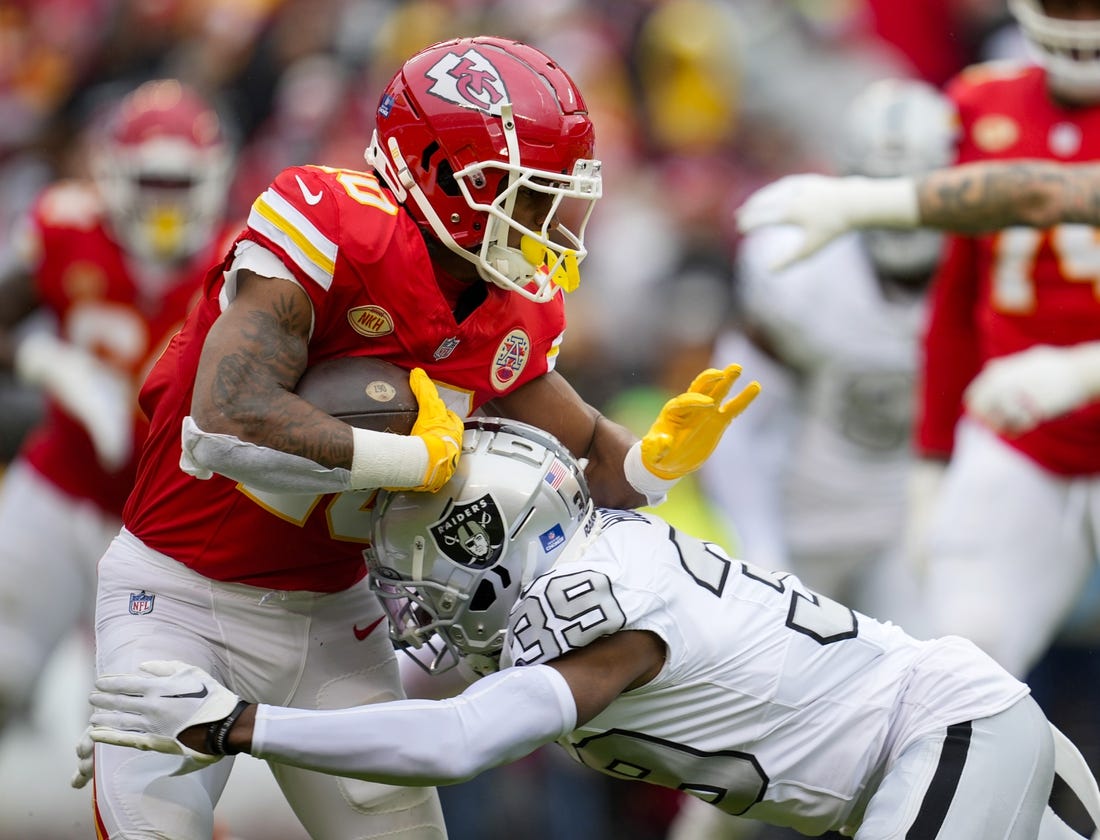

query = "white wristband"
[350,426,427,490]
[844,176,920,228]
[623,441,677,507]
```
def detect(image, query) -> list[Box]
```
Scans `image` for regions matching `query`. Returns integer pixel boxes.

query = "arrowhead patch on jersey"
[490,328,531,391]
[430,493,506,569]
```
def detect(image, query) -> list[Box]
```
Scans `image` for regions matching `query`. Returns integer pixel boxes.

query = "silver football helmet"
[1010,0,1100,103]
[366,418,594,676]
[839,78,957,278]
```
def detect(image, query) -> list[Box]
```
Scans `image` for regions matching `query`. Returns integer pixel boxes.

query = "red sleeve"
[915,234,982,459]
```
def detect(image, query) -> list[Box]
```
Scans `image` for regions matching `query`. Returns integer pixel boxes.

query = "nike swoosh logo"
[295,174,323,205]
[353,616,386,641]
[162,686,209,700]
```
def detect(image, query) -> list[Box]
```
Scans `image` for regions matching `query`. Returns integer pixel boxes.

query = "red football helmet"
[1010,0,1100,102]
[366,36,602,303]
[91,79,233,263]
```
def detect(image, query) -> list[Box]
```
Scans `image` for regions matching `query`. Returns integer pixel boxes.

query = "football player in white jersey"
[82,418,1099,840]
[699,78,956,615]
[733,0,1100,687]
[737,158,1100,437]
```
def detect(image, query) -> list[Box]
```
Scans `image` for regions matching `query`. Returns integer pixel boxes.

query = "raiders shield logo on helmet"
[430,493,506,568]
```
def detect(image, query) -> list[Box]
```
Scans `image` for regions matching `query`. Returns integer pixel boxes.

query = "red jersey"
[917,63,1100,475]
[16,180,225,515]
[123,165,567,592]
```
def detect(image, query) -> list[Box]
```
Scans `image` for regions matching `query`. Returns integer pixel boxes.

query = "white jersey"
[704,226,925,581]
[503,509,1027,836]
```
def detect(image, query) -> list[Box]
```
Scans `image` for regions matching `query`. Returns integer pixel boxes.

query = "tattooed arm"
[737,161,1100,269]
[184,270,448,492]
[191,270,352,467]
[915,161,1100,231]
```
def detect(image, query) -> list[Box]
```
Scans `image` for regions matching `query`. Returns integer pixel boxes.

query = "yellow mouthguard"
[520,236,581,293]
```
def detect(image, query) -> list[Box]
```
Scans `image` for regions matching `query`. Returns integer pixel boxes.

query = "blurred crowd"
[4,0,1097,839]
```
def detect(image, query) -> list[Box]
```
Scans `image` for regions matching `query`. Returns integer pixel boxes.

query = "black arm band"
[205,700,250,756]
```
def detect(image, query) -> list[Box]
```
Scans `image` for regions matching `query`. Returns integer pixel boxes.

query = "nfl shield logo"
[433,337,460,360]
[129,591,155,615]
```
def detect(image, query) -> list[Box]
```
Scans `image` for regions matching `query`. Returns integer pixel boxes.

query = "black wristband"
[205,700,250,756]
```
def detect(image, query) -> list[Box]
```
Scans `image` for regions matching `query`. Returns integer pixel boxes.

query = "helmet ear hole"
[435,158,462,197]
[469,579,498,612]
[491,565,511,588]
[420,141,438,174]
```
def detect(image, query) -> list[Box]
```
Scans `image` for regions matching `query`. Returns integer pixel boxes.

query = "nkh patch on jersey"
[424,48,509,115]
[430,494,506,568]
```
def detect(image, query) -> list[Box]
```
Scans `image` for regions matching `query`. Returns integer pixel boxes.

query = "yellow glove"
[404,367,464,492]
[640,365,761,480]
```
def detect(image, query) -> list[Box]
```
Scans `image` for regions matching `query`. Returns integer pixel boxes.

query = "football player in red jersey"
[0,79,234,737]
[736,2,1100,681]
[78,37,759,839]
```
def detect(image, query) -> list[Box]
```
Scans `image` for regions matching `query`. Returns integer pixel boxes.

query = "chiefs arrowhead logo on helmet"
[364,36,602,303]
[425,49,509,115]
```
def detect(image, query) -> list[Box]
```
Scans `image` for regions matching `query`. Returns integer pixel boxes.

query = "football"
[294,356,419,434]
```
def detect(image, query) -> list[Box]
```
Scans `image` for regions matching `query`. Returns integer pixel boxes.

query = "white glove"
[71,726,95,789]
[14,331,133,470]
[965,343,1100,435]
[736,174,920,270]
[87,660,243,771]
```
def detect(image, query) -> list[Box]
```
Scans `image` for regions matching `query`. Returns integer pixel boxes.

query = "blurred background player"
[700,77,956,613]
[668,77,958,840]
[0,73,237,820]
[732,0,1100,687]
[0,77,241,833]
[893,0,1100,679]
[0,77,234,730]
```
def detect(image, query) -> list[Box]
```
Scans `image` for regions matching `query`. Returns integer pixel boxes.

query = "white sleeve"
[222,240,297,297]
[700,329,798,571]
[179,415,356,492]
[180,414,428,492]
[397,641,477,700]
[233,239,296,279]
[251,665,577,785]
